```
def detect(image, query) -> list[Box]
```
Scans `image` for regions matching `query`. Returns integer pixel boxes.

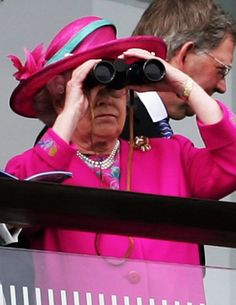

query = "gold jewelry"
[181,77,193,100]
[76,140,120,169]
[134,136,151,151]
[177,77,193,100]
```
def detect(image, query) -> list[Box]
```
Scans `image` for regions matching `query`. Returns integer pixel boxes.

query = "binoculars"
[85,58,166,90]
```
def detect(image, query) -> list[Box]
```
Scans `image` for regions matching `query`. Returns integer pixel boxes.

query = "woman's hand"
[120,48,223,125]
[120,48,191,95]
[52,59,102,143]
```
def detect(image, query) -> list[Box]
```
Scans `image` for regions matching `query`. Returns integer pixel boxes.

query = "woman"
[6,13,236,261]
[5,15,236,304]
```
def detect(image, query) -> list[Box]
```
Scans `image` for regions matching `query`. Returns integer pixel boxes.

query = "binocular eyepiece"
[85,58,166,90]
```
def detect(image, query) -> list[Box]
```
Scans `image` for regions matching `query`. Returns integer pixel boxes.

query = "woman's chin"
[93,128,120,140]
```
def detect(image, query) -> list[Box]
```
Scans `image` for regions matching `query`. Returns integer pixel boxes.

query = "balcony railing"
[1,179,236,305]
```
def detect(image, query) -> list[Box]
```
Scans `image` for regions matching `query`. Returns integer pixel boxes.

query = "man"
[121,0,236,139]
[121,0,236,266]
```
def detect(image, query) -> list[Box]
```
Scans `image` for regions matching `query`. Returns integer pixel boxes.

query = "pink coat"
[5,102,236,265]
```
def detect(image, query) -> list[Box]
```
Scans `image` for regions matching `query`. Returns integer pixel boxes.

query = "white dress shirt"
[136,91,168,122]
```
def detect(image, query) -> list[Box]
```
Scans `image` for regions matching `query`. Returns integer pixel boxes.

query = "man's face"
[161,35,235,120]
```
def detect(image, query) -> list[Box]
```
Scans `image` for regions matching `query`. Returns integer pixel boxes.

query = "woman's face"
[75,86,127,144]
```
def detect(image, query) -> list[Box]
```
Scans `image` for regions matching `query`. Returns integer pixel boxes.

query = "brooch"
[134,136,151,152]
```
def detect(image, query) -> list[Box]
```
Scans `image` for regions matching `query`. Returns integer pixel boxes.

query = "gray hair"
[133,0,236,58]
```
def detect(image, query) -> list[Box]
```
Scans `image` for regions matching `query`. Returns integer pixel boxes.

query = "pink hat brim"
[10,36,167,118]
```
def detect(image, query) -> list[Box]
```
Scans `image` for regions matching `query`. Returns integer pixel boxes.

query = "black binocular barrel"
[85,58,166,89]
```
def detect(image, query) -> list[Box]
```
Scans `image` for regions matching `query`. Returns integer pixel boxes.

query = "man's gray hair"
[133,0,236,58]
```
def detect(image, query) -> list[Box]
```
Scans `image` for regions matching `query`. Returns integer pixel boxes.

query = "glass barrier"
[0,246,235,305]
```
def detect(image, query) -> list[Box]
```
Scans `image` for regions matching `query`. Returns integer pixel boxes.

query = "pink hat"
[9,16,167,118]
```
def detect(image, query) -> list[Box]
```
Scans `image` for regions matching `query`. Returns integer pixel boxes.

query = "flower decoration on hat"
[8,15,167,118]
[8,43,46,80]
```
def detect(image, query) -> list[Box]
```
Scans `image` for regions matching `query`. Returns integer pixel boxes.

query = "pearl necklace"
[76,140,120,169]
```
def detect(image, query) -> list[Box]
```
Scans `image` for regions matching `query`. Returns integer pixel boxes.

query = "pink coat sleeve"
[5,128,76,179]
[180,101,236,199]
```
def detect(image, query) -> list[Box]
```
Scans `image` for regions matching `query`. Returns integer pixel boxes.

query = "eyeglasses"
[203,51,232,78]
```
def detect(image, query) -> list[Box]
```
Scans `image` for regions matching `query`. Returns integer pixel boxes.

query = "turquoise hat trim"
[47,19,115,65]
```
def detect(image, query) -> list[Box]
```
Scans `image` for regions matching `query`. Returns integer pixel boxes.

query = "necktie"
[154,118,173,138]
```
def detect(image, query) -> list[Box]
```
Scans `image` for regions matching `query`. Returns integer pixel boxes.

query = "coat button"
[127,270,141,284]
